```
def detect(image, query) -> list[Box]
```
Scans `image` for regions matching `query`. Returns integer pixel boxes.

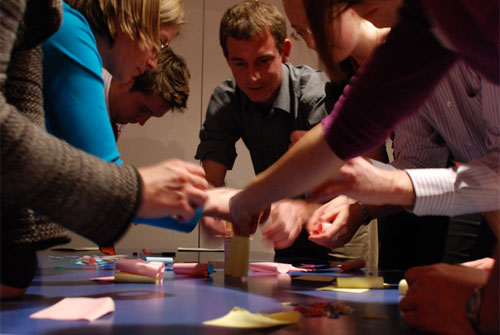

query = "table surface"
[0,250,419,335]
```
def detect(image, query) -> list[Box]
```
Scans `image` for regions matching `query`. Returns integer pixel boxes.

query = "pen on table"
[144,256,174,264]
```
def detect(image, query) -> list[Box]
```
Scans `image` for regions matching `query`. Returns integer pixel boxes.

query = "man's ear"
[281,38,292,63]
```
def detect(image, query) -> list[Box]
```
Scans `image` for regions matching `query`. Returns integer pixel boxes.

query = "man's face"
[111,88,170,125]
[226,30,290,107]
[283,0,316,50]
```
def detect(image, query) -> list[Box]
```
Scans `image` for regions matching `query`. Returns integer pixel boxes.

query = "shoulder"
[287,63,329,85]
[43,3,101,75]
[57,3,96,45]
[210,77,242,107]
[286,63,330,102]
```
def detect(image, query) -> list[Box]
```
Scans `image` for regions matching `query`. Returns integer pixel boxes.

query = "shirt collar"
[271,63,291,114]
[240,63,291,114]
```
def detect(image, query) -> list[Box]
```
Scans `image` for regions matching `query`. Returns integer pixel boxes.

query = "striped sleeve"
[408,83,500,216]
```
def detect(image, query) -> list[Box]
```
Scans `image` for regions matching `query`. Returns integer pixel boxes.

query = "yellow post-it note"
[203,307,301,328]
[293,275,335,282]
[316,286,369,293]
[224,235,250,278]
[336,276,384,289]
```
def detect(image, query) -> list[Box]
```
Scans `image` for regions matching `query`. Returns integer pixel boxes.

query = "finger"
[178,161,207,177]
[201,217,226,237]
[258,206,271,224]
[274,238,294,250]
[249,216,259,235]
[399,295,417,313]
[186,174,209,190]
[401,310,419,329]
[262,229,282,242]
[168,173,208,192]
[232,222,247,237]
[307,209,325,227]
[262,221,283,237]
[182,183,208,203]
[319,209,341,223]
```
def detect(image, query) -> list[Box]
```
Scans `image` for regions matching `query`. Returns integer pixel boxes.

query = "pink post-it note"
[29,297,114,321]
[115,259,164,278]
[173,263,209,277]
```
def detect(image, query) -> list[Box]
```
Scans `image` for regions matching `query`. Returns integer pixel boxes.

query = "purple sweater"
[323,0,499,160]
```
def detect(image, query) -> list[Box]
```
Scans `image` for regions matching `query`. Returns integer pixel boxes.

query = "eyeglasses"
[160,39,169,50]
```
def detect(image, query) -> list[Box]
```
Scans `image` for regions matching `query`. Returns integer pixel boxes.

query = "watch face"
[467,287,481,314]
[467,286,483,332]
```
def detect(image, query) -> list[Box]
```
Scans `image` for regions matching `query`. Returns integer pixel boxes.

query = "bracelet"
[357,202,373,225]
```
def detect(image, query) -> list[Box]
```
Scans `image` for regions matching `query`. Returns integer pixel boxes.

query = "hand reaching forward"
[262,200,319,250]
[307,195,363,249]
[229,192,270,237]
[309,157,416,207]
[200,188,241,237]
[137,159,208,221]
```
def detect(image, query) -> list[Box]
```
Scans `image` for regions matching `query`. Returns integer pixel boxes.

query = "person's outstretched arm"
[230,125,343,236]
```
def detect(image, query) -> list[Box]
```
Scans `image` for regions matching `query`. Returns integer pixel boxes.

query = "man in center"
[195,0,378,266]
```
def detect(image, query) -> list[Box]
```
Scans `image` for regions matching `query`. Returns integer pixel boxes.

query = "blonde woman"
[43,0,184,163]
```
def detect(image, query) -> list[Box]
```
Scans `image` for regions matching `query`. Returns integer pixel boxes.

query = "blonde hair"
[160,0,184,26]
[65,0,163,51]
[131,48,190,112]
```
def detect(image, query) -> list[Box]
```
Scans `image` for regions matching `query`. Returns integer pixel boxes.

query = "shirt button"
[446,101,453,108]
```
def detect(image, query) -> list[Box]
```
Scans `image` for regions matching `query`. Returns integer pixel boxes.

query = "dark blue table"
[0,251,416,334]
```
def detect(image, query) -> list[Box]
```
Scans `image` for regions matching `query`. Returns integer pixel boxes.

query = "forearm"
[202,160,227,187]
[234,125,343,214]
[1,109,139,245]
[322,1,456,160]
[379,169,416,207]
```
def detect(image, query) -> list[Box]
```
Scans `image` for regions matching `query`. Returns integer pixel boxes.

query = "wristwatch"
[357,202,373,225]
[466,285,484,334]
